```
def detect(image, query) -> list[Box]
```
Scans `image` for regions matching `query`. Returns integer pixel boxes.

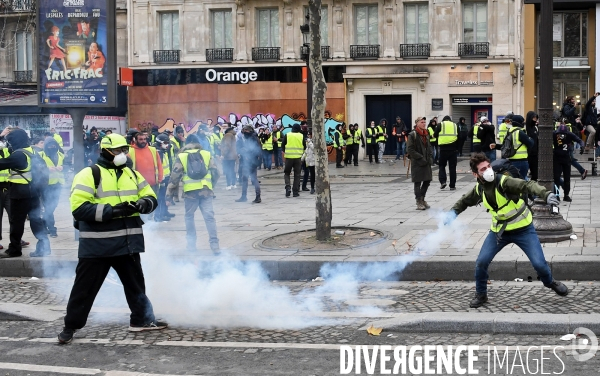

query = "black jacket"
[237,133,262,169]
[476,123,497,152]
[583,96,598,126]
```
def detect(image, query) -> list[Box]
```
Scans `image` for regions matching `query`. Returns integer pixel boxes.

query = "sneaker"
[310,189,315,194]
[285,187,291,198]
[58,327,76,344]
[293,192,300,197]
[232,185,237,189]
[547,280,569,296]
[469,293,488,308]
[582,170,588,180]
[563,196,572,202]
[0,251,22,258]
[449,187,456,191]
[302,187,310,191]
[29,251,50,257]
[226,186,232,190]
[21,240,29,247]
[49,232,58,238]
[128,320,168,332]
[440,184,447,190]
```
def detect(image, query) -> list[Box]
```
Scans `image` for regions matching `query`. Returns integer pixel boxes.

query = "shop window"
[405,3,428,44]
[303,6,329,46]
[160,12,180,50]
[552,12,587,57]
[257,8,279,47]
[211,10,233,49]
[355,4,378,45]
[15,31,32,72]
[463,2,487,43]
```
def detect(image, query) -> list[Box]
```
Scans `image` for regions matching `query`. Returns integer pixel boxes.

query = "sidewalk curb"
[2,255,600,281]
[360,313,600,335]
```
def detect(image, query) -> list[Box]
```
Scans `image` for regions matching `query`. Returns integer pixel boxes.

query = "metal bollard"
[593,161,598,176]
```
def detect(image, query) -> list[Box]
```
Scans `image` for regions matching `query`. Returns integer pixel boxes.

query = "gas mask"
[113,153,127,166]
[482,168,495,183]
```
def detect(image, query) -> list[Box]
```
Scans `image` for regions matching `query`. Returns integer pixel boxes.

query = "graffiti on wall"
[138,110,345,144]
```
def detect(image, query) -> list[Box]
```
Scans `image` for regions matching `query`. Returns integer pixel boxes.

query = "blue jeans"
[569,149,585,174]
[475,224,553,293]
[484,149,497,163]
[222,160,236,186]
[510,159,529,180]
[184,195,219,251]
[274,149,283,168]
[396,140,406,159]
[262,150,273,169]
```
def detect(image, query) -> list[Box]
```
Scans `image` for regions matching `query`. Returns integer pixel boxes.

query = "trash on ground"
[370,232,376,236]
[367,325,383,336]
[312,277,324,282]
[514,278,524,282]
[334,230,345,235]
[570,234,578,240]
[29,277,39,280]
[560,334,576,341]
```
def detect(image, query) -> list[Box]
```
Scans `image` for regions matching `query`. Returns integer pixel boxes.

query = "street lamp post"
[531,0,573,242]
[300,18,313,132]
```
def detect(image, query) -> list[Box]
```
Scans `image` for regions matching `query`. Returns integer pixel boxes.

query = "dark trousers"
[344,145,354,164]
[42,184,62,234]
[473,143,482,153]
[457,134,467,156]
[223,160,237,186]
[8,197,50,255]
[351,144,360,165]
[302,165,315,189]
[554,159,571,197]
[414,181,431,200]
[528,154,539,181]
[0,187,10,241]
[335,147,344,166]
[64,254,155,329]
[284,158,302,193]
[155,177,169,220]
[366,144,378,163]
[438,150,458,188]
[241,165,260,198]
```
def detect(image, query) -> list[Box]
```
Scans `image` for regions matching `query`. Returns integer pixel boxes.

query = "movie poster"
[37,0,115,107]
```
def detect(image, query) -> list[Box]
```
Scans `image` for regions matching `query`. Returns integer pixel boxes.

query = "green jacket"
[452,176,551,215]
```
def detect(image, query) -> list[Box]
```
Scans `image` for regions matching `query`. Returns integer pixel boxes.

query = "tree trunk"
[308,0,332,241]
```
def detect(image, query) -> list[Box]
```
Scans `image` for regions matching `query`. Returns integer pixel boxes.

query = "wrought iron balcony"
[13,70,32,82]
[399,43,430,59]
[153,50,180,64]
[206,48,233,63]
[300,45,330,61]
[350,45,380,60]
[0,0,34,12]
[458,42,489,58]
[251,47,280,62]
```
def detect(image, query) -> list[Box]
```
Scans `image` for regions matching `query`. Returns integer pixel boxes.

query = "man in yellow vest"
[348,123,365,166]
[0,128,50,258]
[272,125,284,170]
[365,121,379,164]
[505,115,534,180]
[0,143,10,249]
[40,137,64,237]
[343,123,355,166]
[259,127,274,171]
[498,113,512,144]
[376,119,388,163]
[166,134,220,253]
[434,115,459,190]
[60,133,166,344]
[50,128,64,149]
[153,133,176,222]
[447,153,568,308]
[333,124,345,168]
[470,121,482,153]
[282,124,306,197]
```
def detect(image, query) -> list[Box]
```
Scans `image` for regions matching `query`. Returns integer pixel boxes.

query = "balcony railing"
[399,43,430,59]
[0,0,34,12]
[251,47,280,62]
[458,42,489,58]
[13,70,32,82]
[350,45,380,60]
[300,45,330,60]
[206,48,234,63]
[153,50,180,64]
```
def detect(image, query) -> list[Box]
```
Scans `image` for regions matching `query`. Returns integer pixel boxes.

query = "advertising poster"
[38,0,116,107]
[50,114,126,149]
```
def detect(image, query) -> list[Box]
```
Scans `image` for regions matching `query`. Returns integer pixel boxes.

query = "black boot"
[235,196,247,202]
[547,280,569,296]
[252,194,261,203]
[302,186,310,191]
[285,186,291,197]
[310,187,315,194]
[469,293,488,308]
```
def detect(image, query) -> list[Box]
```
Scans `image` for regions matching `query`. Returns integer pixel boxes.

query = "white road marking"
[0,362,101,374]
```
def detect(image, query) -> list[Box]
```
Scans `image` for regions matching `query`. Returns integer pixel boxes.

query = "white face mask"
[482,168,495,182]
[113,152,127,166]
[0,141,6,149]
[161,143,169,149]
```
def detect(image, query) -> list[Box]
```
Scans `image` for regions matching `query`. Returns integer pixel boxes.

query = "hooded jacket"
[1,129,34,198]
[220,131,238,161]
[43,136,61,166]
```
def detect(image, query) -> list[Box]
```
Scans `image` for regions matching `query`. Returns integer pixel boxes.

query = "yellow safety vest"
[129,146,159,184]
[438,121,458,145]
[366,127,377,143]
[262,135,274,151]
[273,131,283,147]
[333,130,345,148]
[376,126,386,142]
[345,131,354,146]
[161,151,170,177]
[0,149,9,183]
[179,149,212,192]
[498,123,508,144]
[472,123,481,144]
[285,133,304,159]
[476,175,532,233]
[353,129,363,144]
[8,147,34,185]
[41,151,65,185]
[508,127,528,160]
[53,133,64,148]
[428,127,437,143]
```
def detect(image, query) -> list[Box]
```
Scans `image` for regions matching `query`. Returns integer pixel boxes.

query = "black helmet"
[156,133,170,143]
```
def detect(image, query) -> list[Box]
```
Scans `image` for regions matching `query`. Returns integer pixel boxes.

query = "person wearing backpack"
[504,115,534,180]
[0,128,51,258]
[40,137,64,238]
[447,153,569,308]
[59,133,166,344]
[166,135,220,254]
